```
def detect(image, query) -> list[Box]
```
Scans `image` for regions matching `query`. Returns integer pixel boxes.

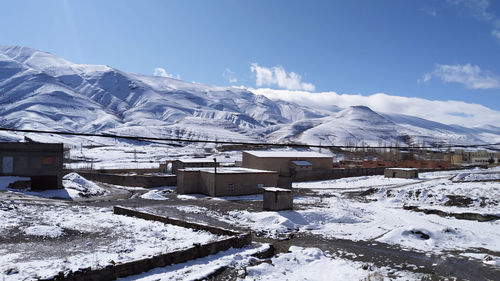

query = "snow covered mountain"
[0,46,498,147]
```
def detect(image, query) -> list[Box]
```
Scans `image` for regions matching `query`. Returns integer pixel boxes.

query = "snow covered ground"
[221,167,500,255]
[0,201,226,280]
[241,246,424,281]
[1,166,498,280]
[0,173,108,200]
[118,244,425,281]
[117,244,271,281]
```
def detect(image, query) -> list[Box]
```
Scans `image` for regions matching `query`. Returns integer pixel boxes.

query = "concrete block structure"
[242,151,333,177]
[263,187,293,211]
[0,142,64,189]
[169,158,219,174]
[384,168,418,179]
[177,167,278,197]
[452,149,500,165]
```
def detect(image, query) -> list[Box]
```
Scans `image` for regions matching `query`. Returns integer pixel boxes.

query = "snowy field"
[0,173,108,200]
[220,167,500,256]
[1,166,498,280]
[0,201,225,280]
[240,246,424,281]
[120,245,425,281]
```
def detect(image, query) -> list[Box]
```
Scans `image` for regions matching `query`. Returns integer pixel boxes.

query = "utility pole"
[213,158,217,196]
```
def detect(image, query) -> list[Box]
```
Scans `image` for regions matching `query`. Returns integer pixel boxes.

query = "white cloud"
[493,29,500,41]
[250,63,315,91]
[249,88,500,127]
[422,64,500,89]
[448,0,493,20]
[222,68,237,83]
[153,67,180,80]
[419,7,437,17]
[448,0,500,42]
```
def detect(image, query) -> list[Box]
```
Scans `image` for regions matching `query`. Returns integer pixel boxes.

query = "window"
[258,183,264,189]
[228,184,235,193]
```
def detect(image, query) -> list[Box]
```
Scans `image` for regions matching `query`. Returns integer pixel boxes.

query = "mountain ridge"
[1,45,498,148]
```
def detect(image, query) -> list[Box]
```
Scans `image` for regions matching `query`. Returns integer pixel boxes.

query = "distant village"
[1,141,498,200]
[1,140,499,280]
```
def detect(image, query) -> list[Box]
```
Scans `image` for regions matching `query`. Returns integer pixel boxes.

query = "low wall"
[113,206,246,237]
[92,168,160,174]
[293,167,386,182]
[42,207,251,281]
[76,172,176,188]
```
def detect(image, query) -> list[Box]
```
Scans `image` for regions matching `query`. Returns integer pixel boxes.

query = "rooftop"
[291,160,312,166]
[385,168,418,171]
[263,187,292,192]
[175,158,217,163]
[244,151,332,158]
[181,167,277,174]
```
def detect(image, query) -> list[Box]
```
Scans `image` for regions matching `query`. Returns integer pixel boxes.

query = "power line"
[0,127,498,150]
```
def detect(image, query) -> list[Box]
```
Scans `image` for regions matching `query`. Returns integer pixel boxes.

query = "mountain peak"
[0,46,498,147]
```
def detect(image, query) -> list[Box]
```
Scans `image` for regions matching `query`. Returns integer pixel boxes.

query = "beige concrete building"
[242,151,333,177]
[452,149,499,165]
[444,153,463,165]
[384,168,418,179]
[0,142,64,189]
[177,167,278,197]
[168,158,219,174]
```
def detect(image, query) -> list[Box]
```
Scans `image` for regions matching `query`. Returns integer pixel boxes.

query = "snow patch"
[140,190,167,200]
[63,172,108,197]
[23,225,64,238]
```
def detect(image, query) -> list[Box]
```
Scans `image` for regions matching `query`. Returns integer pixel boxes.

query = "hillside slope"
[0,46,498,147]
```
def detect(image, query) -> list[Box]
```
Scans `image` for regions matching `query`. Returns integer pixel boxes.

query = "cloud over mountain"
[250,88,500,127]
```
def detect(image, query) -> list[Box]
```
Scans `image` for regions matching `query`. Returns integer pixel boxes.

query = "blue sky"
[1,0,500,117]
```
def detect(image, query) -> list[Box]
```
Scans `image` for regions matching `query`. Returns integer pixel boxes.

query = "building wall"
[0,143,63,189]
[444,154,462,165]
[200,171,215,196]
[290,163,312,172]
[362,161,396,168]
[171,160,218,174]
[211,172,278,197]
[78,172,176,188]
[177,170,201,194]
[454,149,500,164]
[362,160,450,169]
[294,167,386,181]
[242,152,332,177]
[384,168,418,179]
[177,169,278,197]
[263,190,293,211]
[399,160,450,169]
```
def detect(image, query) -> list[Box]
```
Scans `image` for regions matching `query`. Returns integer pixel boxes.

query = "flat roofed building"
[290,160,312,172]
[177,167,278,197]
[170,158,219,174]
[242,151,332,176]
[0,142,63,189]
[384,168,418,179]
